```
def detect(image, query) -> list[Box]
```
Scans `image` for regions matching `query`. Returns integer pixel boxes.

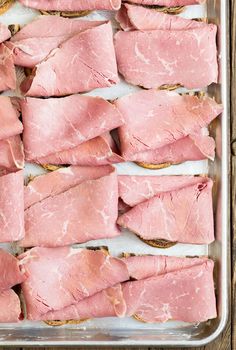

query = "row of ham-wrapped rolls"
[0,0,219,325]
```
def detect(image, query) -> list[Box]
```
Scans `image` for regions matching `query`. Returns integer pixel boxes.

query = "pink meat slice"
[123,261,216,323]
[24,165,115,209]
[118,175,207,207]
[21,22,119,96]
[0,97,22,140]
[0,170,24,242]
[0,136,24,175]
[0,44,16,92]
[21,167,120,247]
[114,25,218,89]
[123,255,208,280]
[0,23,11,43]
[115,90,222,158]
[131,134,215,164]
[126,0,204,6]
[116,4,206,31]
[117,178,214,244]
[9,17,104,68]
[42,284,126,321]
[21,95,123,161]
[0,249,26,290]
[19,247,129,320]
[19,0,121,11]
[0,290,22,323]
[42,257,213,322]
[35,133,124,167]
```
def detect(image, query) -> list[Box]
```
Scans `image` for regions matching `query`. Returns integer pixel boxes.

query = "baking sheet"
[0,0,229,346]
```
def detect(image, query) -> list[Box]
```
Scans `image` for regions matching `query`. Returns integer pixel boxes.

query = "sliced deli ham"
[0,136,24,175]
[0,170,24,242]
[125,0,205,6]
[123,254,209,280]
[21,95,123,162]
[0,44,16,92]
[43,258,216,323]
[21,22,119,96]
[0,97,22,140]
[114,25,218,89]
[131,134,216,165]
[0,290,22,322]
[42,284,126,321]
[21,166,120,247]
[118,175,207,207]
[123,261,216,323]
[115,90,222,159]
[35,133,124,167]
[0,97,24,173]
[9,17,105,68]
[116,4,206,31]
[24,165,115,209]
[19,247,129,320]
[117,177,214,244]
[0,23,11,43]
[0,249,26,291]
[19,0,121,11]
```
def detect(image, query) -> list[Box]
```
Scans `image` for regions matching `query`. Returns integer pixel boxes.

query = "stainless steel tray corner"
[0,0,230,346]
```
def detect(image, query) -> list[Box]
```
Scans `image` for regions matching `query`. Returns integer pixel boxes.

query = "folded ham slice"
[42,259,216,323]
[0,44,16,92]
[131,134,216,165]
[9,16,104,68]
[123,254,208,280]
[126,0,205,5]
[118,175,207,207]
[19,0,121,11]
[0,249,26,291]
[114,25,218,89]
[117,178,214,244]
[21,95,123,162]
[0,136,24,175]
[35,133,124,167]
[25,165,115,209]
[35,255,209,320]
[0,23,11,43]
[116,4,206,31]
[0,97,22,140]
[0,170,24,242]
[19,247,129,320]
[0,97,24,173]
[21,166,120,247]
[115,90,222,159]
[0,290,22,322]
[123,261,216,323]
[43,284,126,321]
[21,22,119,96]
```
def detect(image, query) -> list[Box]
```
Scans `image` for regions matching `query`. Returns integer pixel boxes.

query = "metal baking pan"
[0,0,229,346]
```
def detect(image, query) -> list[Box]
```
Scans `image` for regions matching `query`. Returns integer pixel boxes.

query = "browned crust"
[8,24,20,36]
[133,314,147,323]
[41,164,63,172]
[138,236,177,249]
[159,84,182,91]
[0,0,14,15]
[24,68,32,77]
[87,246,110,255]
[121,252,136,258]
[145,5,185,14]
[40,10,91,18]
[136,162,173,170]
[26,174,36,185]
[44,319,88,326]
